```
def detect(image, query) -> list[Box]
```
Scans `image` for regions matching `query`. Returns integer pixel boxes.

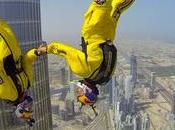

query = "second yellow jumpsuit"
[0,19,38,101]
[47,0,134,80]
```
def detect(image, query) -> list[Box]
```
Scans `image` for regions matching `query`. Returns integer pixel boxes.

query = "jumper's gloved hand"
[36,44,47,56]
[15,96,35,126]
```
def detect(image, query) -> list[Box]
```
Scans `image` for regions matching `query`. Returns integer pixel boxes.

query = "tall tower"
[107,79,113,105]
[141,114,150,130]
[172,90,175,117]
[124,76,133,101]
[0,0,52,130]
[112,76,119,106]
[124,76,134,114]
[130,53,137,85]
[61,68,66,85]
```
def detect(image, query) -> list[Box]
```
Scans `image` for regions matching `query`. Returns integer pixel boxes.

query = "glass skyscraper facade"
[0,0,52,130]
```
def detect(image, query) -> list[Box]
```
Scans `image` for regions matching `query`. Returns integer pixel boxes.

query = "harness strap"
[85,40,117,85]
[1,33,24,98]
[3,55,24,103]
[81,37,88,61]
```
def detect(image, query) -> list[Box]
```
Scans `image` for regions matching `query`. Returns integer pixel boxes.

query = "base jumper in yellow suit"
[38,0,134,106]
[0,19,39,126]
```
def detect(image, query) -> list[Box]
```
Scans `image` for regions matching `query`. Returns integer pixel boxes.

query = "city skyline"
[0,1,175,130]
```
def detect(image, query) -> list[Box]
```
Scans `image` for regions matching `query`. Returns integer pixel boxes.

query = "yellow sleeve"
[21,49,38,86]
[47,42,62,55]
[47,42,79,57]
[23,49,38,63]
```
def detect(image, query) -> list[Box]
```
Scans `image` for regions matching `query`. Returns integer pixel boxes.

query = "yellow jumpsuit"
[47,0,134,79]
[0,19,38,101]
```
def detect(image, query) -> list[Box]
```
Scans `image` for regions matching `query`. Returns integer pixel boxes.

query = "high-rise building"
[133,115,142,130]
[172,90,175,117]
[124,76,133,101]
[112,76,119,106]
[0,0,52,130]
[141,114,150,130]
[107,79,113,105]
[130,53,137,85]
[65,99,75,118]
[61,68,66,85]
[150,72,156,89]
[124,76,134,114]
[67,68,73,82]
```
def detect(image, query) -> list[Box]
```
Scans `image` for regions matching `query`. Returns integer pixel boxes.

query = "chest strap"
[81,37,88,61]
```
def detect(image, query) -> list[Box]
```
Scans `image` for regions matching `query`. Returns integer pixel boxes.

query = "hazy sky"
[41,0,175,44]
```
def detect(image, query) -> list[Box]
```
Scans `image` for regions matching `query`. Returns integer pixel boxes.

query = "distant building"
[65,99,75,119]
[59,85,69,101]
[141,114,150,130]
[60,110,68,121]
[67,69,73,81]
[150,72,156,89]
[172,90,175,117]
[124,76,133,102]
[109,76,119,106]
[108,79,113,105]
[149,72,156,99]
[103,79,110,94]
[130,53,137,85]
[0,0,52,130]
[118,75,124,89]
[121,123,134,130]
[52,105,60,116]
[68,83,75,101]
[133,115,142,130]
[61,68,66,85]
[65,79,75,118]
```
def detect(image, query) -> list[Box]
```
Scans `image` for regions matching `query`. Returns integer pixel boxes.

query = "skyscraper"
[0,0,52,130]
[130,53,137,85]
[141,114,150,130]
[112,76,119,106]
[124,76,133,101]
[61,68,66,85]
[124,76,134,114]
[172,90,175,117]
